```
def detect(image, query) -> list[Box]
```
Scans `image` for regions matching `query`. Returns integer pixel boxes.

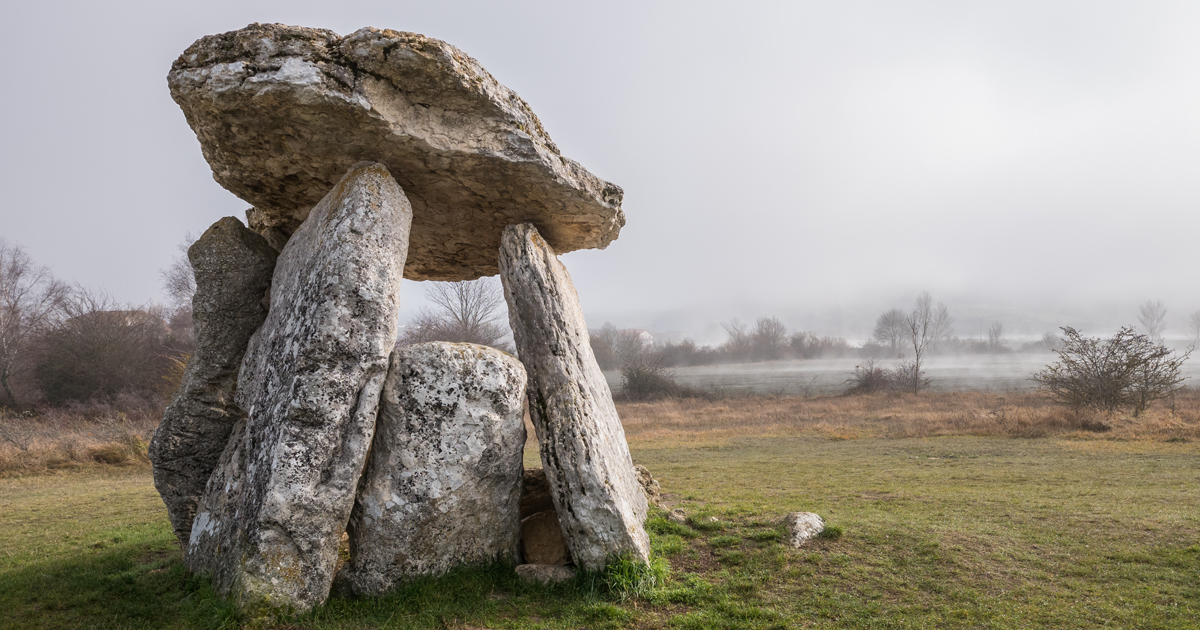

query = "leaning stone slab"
[186,162,411,620]
[498,223,650,570]
[149,216,277,548]
[168,23,624,282]
[336,342,527,596]
[784,512,825,548]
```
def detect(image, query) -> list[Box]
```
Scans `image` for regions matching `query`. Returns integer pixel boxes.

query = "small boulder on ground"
[515,564,576,585]
[521,510,571,566]
[666,509,687,524]
[784,512,826,548]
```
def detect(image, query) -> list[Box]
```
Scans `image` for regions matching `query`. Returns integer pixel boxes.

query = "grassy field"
[2,392,1199,629]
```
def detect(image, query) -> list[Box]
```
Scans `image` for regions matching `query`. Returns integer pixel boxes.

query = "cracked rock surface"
[149,217,277,548]
[185,163,410,620]
[336,342,527,596]
[168,23,624,281]
[499,223,650,570]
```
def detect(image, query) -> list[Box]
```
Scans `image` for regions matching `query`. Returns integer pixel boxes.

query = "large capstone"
[336,342,527,596]
[498,223,650,570]
[185,162,411,620]
[149,217,277,548]
[168,23,624,282]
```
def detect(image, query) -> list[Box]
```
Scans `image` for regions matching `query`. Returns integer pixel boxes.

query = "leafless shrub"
[31,290,175,404]
[844,358,890,394]
[1031,326,1190,416]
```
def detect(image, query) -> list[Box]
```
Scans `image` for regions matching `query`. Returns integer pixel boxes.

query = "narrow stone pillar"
[336,342,527,596]
[185,163,411,620]
[497,223,650,570]
[149,217,277,548]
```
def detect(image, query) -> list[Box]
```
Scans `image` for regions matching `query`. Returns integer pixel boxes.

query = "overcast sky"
[2,1,1198,342]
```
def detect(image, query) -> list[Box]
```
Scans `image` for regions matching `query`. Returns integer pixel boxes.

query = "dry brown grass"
[0,396,160,475]
[617,388,1200,444]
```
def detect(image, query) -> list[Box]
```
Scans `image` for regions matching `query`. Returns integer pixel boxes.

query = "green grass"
[3,436,1199,628]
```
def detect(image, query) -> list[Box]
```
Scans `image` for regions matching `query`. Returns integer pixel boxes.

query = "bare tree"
[720,319,751,362]
[872,308,907,353]
[987,322,1005,351]
[161,232,197,312]
[0,240,70,407]
[1186,310,1200,348]
[901,292,952,393]
[160,232,198,347]
[1137,300,1167,341]
[398,278,509,350]
[751,317,788,361]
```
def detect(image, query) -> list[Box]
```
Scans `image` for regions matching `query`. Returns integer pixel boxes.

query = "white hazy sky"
[2,1,1198,342]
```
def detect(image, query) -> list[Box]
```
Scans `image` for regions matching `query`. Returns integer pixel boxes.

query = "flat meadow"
[1,390,1198,629]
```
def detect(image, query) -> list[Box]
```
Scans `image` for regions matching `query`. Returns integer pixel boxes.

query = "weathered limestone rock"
[784,512,826,548]
[498,223,650,570]
[186,162,411,619]
[666,509,688,525]
[149,217,277,548]
[336,342,527,596]
[515,563,575,585]
[168,23,624,281]
[520,510,570,566]
[635,465,663,507]
[519,468,554,519]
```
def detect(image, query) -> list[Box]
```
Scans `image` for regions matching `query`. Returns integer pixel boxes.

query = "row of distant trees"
[0,239,194,408]
[589,319,853,371]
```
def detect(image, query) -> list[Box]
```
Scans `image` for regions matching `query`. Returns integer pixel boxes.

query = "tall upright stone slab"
[498,223,650,569]
[336,342,527,596]
[186,162,411,620]
[150,217,277,548]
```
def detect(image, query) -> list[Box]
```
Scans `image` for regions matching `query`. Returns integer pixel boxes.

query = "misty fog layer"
[2,1,1197,341]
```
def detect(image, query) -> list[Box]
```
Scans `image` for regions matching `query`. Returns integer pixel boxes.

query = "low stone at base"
[515,564,576,584]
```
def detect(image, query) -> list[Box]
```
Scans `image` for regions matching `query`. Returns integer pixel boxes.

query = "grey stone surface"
[519,468,554,519]
[185,163,411,620]
[515,564,576,584]
[784,512,826,548]
[520,510,570,566]
[635,465,662,508]
[168,23,624,282]
[149,216,277,548]
[498,223,650,570]
[666,509,687,525]
[336,342,527,596]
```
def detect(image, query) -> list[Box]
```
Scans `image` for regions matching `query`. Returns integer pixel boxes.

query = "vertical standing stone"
[498,223,650,570]
[336,341,527,596]
[186,162,411,620]
[149,217,277,548]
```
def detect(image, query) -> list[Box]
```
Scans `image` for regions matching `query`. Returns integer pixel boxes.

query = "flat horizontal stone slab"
[169,23,625,281]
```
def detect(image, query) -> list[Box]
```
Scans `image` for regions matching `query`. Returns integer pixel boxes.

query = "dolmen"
[150,23,647,623]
